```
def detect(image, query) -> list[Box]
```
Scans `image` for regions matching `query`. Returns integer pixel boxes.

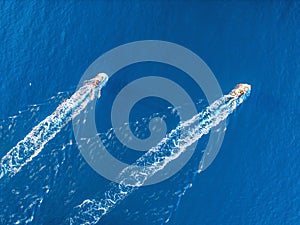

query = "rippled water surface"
[0,1,299,224]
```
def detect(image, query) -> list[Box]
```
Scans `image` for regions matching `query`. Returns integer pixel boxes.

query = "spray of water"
[68,84,251,224]
[0,73,109,180]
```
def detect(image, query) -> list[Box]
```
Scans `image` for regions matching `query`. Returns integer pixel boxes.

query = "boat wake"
[68,84,251,224]
[0,73,109,180]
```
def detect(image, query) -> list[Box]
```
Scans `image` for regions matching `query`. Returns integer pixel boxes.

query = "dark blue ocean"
[0,1,299,225]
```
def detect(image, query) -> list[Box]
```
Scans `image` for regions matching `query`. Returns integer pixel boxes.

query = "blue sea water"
[0,1,299,225]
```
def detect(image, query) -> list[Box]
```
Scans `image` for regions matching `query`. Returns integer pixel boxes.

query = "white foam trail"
[68,84,251,225]
[0,73,108,180]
